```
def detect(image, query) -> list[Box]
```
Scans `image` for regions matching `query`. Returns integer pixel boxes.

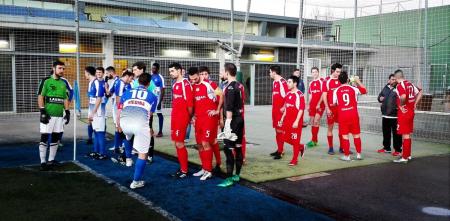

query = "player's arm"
[293,94,305,128]
[38,80,51,124]
[354,77,367,94]
[116,96,124,132]
[414,87,423,110]
[216,88,224,114]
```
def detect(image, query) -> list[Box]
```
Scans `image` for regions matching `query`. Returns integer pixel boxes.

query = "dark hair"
[394,69,403,75]
[85,66,96,76]
[288,75,299,85]
[188,67,199,76]
[294,68,300,72]
[168,62,182,70]
[388,74,395,79]
[311,67,319,72]
[53,60,65,67]
[199,66,210,74]
[338,71,349,84]
[331,63,343,71]
[269,65,281,75]
[96,67,105,73]
[121,70,134,78]
[225,63,237,76]
[152,62,160,70]
[132,61,147,73]
[105,66,115,73]
[138,73,151,86]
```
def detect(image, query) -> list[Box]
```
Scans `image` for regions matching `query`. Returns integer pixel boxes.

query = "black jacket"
[378,84,398,117]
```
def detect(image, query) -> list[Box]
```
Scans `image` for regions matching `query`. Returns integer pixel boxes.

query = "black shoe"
[85,152,98,158]
[40,163,48,171]
[270,151,279,156]
[46,160,60,169]
[111,154,126,165]
[95,154,108,160]
[273,152,283,160]
[87,139,93,145]
[171,170,188,179]
[339,148,353,154]
[213,165,221,175]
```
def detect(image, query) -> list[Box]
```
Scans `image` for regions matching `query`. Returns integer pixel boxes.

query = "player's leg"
[392,118,402,156]
[157,113,164,137]
[353,133,362,160]
[308,112,321,148]
[173,141,189,178]
[130,128,150,189]
[394,114,412,163]
[326,122,335,155]
[122,135,133,167]
[232,117,244,182]
[199,140,213,180]
[339,134,351,161]
[93,116,107,159]
[274,128,285,159]
[39,133,49,170]
[87,122,94,144]
[212,140,222,172]
[218,141,235,187]
[147,115,155,163]
[47,132,61,167]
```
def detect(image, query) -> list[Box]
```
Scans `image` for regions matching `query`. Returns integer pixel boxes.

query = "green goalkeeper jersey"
[40,76,67,117]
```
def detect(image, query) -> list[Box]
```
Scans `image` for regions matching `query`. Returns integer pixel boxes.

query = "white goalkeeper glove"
[217,132,238,141]
[224,119,232,136]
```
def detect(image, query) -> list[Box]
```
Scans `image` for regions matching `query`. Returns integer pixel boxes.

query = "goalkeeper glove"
[64,110,70,125]
[224,119,232,135]
[40,108,50,124]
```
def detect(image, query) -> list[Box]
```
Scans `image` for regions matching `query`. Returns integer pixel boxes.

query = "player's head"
[168,62,183,80]
[138,72,151,87]
[388,73,396,86]
[105,66,116,77]
[224,63,237,78]
[293,68,301,77]
[331,63,342,77]
[394,69,404,82]
[269,65,281,79]
[84,66,96,80]
[287,75,299,90]
[188,67,200,84]
[121,70,134,83]
[152,63,160,74]
[96,67,105,79]
[311,67,319,78]
[52,60,65,77]
[199,66,210,81]
[338,71,349,84]
[132,61,146,77]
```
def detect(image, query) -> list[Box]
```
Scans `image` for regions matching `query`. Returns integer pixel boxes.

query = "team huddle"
[37,60,422,189]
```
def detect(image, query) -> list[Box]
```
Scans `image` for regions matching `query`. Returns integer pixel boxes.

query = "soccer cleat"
[288,161,298,166]
[300,144,306,158]
[306,141,317,148]
[108,146,116,151]
[269,151,279,156]
[273,152,283,160]
[392,151,401,157]
[126,158,133,167]
[200,171,213,181]
[85,152,98,158]
[147,156,153,164]
[95,154,108,160]
[212,165,221,175]
[156,132,163,137]
[328,148,335,155]
[217,177,234,187]
[58,143,64,148]
[46,160,60,166]
[340,155,352,161]
[377,148,391,153]
[130,180,145,189]
[356,153,363,160]
[87,139,93,145]
[40,163,48,171]
[408,156,412,160]
[339,148,353,154]
[171,170,188,179]
[393,158,408,163]
[231,174,240,182]
[193,169,205,177]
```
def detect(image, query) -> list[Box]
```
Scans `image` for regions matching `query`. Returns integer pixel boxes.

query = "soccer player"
[332,72,367,161]
[218,63,245,187]
[279,75,306,166]
[38,61,70,170]
[269,65,288,160]
[188,67,217,181]
[105,66,122,153]
[151,63,166,137]
[199,66,224,173]
[88,67,108,160]
[169,63,193,178]
[321,63,345,155]
[117,73,158,189]
[84,66,96,145]
[306,67,325,148]
[393,70,422,163]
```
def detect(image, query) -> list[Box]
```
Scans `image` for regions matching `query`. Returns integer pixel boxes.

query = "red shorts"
[171,115,189,142]
[338,119,361,135]
[195,116,219,143]
[397,112,414,134]
[272,112,283,130]
[327,106,339,125]
[283,127,302,145]
[309,105,325,117]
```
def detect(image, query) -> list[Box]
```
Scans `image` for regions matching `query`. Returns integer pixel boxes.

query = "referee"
[218,63,245,188]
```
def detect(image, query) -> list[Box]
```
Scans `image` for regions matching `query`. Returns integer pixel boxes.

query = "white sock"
[48,143,58,161]
[39,142,47,163]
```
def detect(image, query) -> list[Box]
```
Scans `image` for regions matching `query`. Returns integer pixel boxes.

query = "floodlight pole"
[352,0,357,76]
[423,0,428,91]
[236,0,252,72]
[296,0,304,70]
[74,0,80,161]
[230,0,235,62]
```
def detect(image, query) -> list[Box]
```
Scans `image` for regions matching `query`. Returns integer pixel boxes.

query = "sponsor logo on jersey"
[47,97,64,104]
[195,95,206,101]
[173,94,183,99]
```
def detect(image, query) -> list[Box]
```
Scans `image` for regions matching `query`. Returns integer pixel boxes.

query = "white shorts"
[112,101,118,127]
[92,116,106,132]
[121,122,150,154]
[40,117,64,134]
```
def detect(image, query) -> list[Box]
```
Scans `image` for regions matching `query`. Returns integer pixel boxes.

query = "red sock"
[311,126,319,143]
[276,132,284,153]
[241,136,247,160]
[204,149,213,172]
[402,138,412,159]
[354,137,362,154]
[342,138,350,156]
[339,134,344,149]
[212,143,221,166]
[292,143,300,163]
[176,147,188,173]
[327,135,333,148]
[199,150,206,170]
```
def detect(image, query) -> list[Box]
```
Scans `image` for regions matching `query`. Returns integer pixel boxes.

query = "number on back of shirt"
[131,90,148,99]
[407,85,415,99]
[342,93,350,106]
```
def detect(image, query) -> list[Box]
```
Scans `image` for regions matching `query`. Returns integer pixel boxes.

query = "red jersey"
[204,79,220,105]
[323,77,341,106]
[272,78,288,113]
[395,80,420,114]
[333,84,367,123]
[171,79,193,118]
[308,78,325,109]
[193,80,218,117]
[284,90,306,126]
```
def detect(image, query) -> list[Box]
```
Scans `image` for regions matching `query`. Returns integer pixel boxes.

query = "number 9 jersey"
[333,84,367,135]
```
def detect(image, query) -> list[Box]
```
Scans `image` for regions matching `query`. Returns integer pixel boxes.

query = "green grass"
[0,162,168,221]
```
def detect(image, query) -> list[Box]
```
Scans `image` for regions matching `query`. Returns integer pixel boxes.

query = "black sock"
[224,147,235,177]
[235,147,243,175]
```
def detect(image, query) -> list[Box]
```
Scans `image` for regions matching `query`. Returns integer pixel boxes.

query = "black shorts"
[224,116,244,148]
